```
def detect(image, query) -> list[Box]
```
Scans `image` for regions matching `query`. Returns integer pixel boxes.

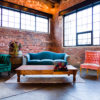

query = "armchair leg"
[86,69,88,74]
[97,70,99,80]
[80,67,82,76]
[8,71,11,76]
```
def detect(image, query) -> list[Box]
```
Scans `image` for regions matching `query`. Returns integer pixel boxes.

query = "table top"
[16,65,78,71]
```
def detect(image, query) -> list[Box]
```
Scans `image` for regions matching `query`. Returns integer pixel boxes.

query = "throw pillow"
[54,62,68,72]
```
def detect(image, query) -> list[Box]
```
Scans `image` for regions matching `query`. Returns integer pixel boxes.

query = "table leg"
[73,70,77,82]
[17,73,20,82]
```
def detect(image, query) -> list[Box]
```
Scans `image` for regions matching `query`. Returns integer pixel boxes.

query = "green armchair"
[0,54,11,76]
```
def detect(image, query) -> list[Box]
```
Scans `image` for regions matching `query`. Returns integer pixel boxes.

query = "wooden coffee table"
[16,65,78,83]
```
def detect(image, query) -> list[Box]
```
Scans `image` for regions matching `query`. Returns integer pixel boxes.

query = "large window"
[64,13,76,46]
[21,13,35,31]
[2,8,20,28]
[36,16,48,33]
[64,3,100,46]
[0,6,49,33]
[77,7,92,45]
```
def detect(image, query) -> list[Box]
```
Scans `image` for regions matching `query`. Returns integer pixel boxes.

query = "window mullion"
[20,10,21,30]
[35,15,36,32]
[1,6,2,27]
[76,11,78,46]
[91,5,93,45]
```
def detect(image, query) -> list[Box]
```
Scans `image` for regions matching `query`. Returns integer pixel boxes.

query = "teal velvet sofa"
[0,54,11,76]
[25,51,69,65]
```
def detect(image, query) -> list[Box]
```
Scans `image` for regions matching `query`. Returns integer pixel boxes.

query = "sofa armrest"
[64,54,70,64]
[24,54,30,62]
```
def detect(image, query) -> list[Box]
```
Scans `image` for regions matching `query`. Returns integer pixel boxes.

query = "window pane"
[64,13,76,46]
[21,13,35,31]
[78,32,91,45]
[93,4,100,45]
[77,7,92,32]
[2,8,20,29]
[2,8,9,27]
[9,10,14,17]
[36,17,48,33]
[2,9,9,15]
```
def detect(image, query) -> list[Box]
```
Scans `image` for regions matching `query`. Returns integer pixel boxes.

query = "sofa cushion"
[40,59,54,65]
[27,60,41,65]
[27,59,54,65]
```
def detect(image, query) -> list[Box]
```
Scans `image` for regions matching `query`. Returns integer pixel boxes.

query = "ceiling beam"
[0,0,53,18]
[59,0,100,16]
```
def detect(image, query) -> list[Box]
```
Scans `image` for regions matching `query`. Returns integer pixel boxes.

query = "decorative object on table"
[9,41,22,56]
[54,62,68,71]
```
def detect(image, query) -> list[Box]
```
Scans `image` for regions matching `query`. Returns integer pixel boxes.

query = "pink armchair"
[80,51,100,79]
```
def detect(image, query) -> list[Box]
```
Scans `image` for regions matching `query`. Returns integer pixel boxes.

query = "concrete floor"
[0,70,100,100]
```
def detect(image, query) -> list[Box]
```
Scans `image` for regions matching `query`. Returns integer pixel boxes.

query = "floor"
[0,69,100,100]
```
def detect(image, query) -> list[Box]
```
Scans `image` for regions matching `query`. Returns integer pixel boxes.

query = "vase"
[18,50,23,57]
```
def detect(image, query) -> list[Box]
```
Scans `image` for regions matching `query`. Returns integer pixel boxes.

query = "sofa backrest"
[0,54,11,64]
[29,51,66,60]
[85,51,100,65]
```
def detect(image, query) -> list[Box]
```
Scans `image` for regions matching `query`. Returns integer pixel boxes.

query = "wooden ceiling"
[48,0,61,4]
[4,0,63,8]
[3,0,67,14]
[38,0,61,8]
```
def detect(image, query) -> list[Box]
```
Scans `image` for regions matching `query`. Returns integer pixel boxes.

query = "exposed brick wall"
[0,27,53,55]
[53,0,100,67]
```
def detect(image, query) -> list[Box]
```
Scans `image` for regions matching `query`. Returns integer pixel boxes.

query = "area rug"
[0,82,40,99]
[5,74,85,83]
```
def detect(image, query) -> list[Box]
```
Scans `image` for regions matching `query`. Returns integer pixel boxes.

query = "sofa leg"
[8,71,11,76]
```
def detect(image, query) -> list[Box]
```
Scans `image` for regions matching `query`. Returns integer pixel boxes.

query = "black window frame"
[77,31,92,46]
[0,5,49,33]
[63,1,100,47]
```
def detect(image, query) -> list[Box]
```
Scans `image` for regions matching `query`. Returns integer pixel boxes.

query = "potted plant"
[9,41,22,57]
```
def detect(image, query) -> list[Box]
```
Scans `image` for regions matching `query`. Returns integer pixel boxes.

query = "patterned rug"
[5,74,85,83]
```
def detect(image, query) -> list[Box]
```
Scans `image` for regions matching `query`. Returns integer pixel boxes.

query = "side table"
[10,56,23,71]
